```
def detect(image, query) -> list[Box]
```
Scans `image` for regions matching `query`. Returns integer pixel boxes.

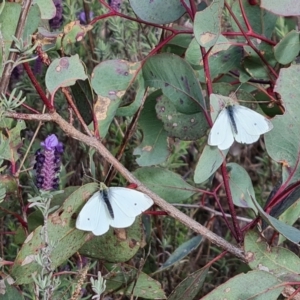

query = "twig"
[5,110,246,261]
[172,203,252,223]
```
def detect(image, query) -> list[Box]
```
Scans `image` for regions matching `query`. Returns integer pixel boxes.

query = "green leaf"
[159,236,202,272]
[91,60,138,137]
[14,186,78,245]
[194,145,228,184]
[117,75,146,117]
[269,185,300,220]
[32,0,56,19]
[0,3,40,76]
[261,0,300,16]
[134,91,169,166]
[133,167,196,203]
[105,264,166,299]
[11,184,97,284]
[228,163,258,213]
[163,31,193,51]
[45,55,88,94]
[186,36,231,69]
[186,43,243,82]
[79,216,147,262]
[278,191,300,244]
[274,30,300,64]
[194,0,224,48]
[251,195,300,244]
[230,1,277,39]
[0,280,24,300]
[243,42,277,80]
[70,79,94,125]
[265,65,300,183]
[167,267,209,300]
[59,21,92,49]
[201,270,283,299]
[143,53,205,113]
[245,231,300,281]
[0,120,26,165]
[129,0,189,25]
[155,94,208,140]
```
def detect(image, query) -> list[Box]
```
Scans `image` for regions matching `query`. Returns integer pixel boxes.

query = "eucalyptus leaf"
[159,236,202,272]
[143,53,205,113]
[134,167,196,203]
[245,231,300,281]
[202,270,283,299]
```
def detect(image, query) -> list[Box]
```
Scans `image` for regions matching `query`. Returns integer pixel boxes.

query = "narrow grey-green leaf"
[194,145,227,184]
[167,267,209,300]
[278,193,300,244]
[228,163,257,213]
[70,79,94,125]
[251,196,300,244]
[159,236,202,272]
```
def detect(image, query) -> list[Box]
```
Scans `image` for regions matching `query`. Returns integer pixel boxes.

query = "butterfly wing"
[76,191,110,236]
[208,109,234,150]
[234,123,260,144]
[108,187,154,229]
[233,105,273,136]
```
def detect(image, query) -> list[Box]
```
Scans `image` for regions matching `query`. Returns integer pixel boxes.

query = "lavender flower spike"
[34,134,64,191]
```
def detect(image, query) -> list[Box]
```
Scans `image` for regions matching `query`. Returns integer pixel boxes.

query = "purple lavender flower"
[49,0,63,30]
[34,134,64,191]
[33,57,43,75]
[108,0,123,12]
[78,11,94,25]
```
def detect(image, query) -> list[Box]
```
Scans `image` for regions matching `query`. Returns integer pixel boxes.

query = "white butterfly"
[76,184,154,236]
[208,103,273,150]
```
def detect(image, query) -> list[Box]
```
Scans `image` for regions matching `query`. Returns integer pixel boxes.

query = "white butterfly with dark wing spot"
[208,102,273,150]
[76,185,154,236]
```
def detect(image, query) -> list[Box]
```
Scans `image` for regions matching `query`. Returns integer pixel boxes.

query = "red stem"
[238,0,251,31]
[224,1,278,81]
[221,162,243,242]
[213,191,237,240]
[23,62,54,110]
[223,31,276,46]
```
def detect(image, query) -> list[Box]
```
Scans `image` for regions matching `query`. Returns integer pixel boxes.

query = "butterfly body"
[101,189,114,219]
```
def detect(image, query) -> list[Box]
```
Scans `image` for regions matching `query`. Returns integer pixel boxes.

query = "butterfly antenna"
[81,162,99,184]
[103,164,114,185]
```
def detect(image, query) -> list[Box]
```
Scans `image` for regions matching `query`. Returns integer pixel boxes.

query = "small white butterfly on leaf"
[76,183,154,236]
[208,94,273,150]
